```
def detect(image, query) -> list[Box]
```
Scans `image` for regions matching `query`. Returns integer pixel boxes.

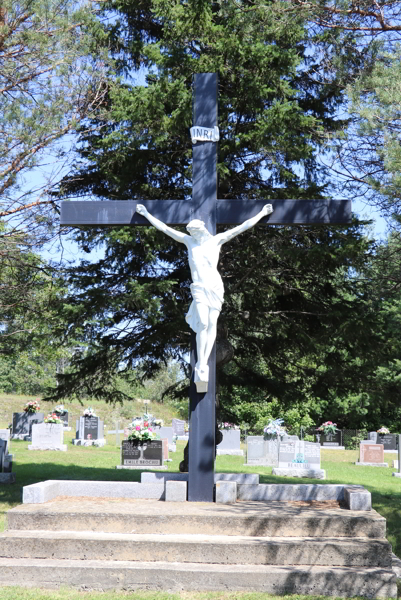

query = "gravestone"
[246,436,266,464]
[315,431,344,448]
[28,423,67,451]
[154,426,174,444]
[356,443,388,467]
[0,439,6,471]
[172,418,186,437]
[12,412,44,439]
[0,438,14,483]
[54,410,69,428]
[0,430,10,453]
[245,435,287,467]
[161,438,169,461]
[73,417,106,446]
[272,440,325,479]
[217,429,243,455]
[369,432,398,451]
[118,440,165,468]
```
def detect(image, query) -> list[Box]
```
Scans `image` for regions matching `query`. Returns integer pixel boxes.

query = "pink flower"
[136,426,141,431]
[144,421,149,427]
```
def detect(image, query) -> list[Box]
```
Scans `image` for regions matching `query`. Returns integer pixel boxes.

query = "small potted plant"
[23,400,40,414]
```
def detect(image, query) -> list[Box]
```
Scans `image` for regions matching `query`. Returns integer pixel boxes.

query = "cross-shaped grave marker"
[61,73,351,502]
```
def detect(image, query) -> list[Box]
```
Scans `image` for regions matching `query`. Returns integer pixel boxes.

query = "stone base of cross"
[61,73,351,502]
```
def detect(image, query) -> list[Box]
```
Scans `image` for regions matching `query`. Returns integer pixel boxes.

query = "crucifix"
[61,73,351,502]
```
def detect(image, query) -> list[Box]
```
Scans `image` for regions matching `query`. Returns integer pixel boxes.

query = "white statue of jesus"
[136,203,273,392]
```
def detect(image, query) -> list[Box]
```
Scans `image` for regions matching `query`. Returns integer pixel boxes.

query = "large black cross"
[61,73,351,502]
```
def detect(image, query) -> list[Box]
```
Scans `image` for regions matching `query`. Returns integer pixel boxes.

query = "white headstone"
[28,423,67,451]
[278,440,321,470]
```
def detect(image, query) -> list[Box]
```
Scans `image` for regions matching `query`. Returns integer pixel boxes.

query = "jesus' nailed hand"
[136,203,273,392]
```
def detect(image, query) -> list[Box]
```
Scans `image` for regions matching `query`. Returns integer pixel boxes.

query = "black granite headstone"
[315,431,342,447]
[82,416,99,439]
[0,439,5,472]
[121,440,163,466]
[55,411,69,427]
[12,412,44,436]
[377,433,397,450]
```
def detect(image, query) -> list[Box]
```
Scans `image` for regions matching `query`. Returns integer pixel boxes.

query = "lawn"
[0,423,400,600]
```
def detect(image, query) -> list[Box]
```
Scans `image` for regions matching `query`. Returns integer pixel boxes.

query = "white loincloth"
[185,282,224,333]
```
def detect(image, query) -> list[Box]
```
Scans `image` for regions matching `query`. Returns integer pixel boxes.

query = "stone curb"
[141,472,259,484]
[22,480,165,503]
[355,462,389,467]
[21,478,372,510]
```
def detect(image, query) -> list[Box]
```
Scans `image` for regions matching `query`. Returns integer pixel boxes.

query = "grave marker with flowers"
[73,408,106,446]
[369,427,398,451]
[315,421,343,448]
[53,405,69,428]
[12,400,44,440]
[119,420,165,469]
[245,419,293,467]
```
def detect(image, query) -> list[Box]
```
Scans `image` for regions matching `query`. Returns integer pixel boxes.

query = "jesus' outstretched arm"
[136,204,188,244]
[214,204,273,246]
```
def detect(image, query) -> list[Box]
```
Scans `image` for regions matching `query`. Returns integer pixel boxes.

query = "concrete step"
[0,557,396,597]
[0,530,392,567]
[7,499,387,539]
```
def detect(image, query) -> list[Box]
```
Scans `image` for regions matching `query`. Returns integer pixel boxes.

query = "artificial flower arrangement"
[23,400,40,414]
[220,422,240,430]
[377,427,390,434]
[263,418,287,437]
[317,421,338,435]
[127,421,156,443]
[44,412,63,424]
[151,418,164,427]
[83,407,96,417]
[54,404,68,415]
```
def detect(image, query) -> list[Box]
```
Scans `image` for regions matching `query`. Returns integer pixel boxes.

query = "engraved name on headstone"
[278,440,321,470]
[121,440,163,467]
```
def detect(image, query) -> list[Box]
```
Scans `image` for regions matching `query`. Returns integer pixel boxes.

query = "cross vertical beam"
[188,73,218,502]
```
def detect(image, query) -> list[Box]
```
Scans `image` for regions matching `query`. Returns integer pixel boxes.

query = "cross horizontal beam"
[61,199,351,227]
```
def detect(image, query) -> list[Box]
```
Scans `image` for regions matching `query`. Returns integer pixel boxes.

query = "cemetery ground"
[0,395,400,599]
